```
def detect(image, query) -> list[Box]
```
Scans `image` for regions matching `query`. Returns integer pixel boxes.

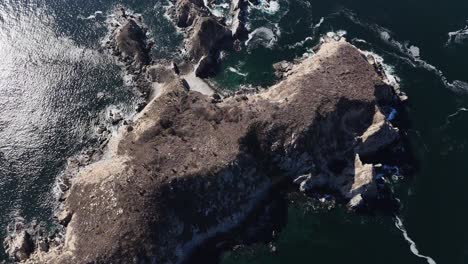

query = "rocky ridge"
[3,2,406,264]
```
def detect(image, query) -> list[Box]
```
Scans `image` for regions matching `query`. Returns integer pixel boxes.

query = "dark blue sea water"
[1,0,468,263]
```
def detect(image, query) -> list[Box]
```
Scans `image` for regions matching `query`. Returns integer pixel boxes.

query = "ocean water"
[0,0,467,263]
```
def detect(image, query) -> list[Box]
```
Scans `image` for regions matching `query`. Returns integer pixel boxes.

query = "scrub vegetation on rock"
[3,2,407,263]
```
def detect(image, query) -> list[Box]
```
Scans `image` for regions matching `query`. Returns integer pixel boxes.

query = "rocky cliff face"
[15,39,402,263]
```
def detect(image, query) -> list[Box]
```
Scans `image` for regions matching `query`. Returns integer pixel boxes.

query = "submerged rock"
[20,40,403,263]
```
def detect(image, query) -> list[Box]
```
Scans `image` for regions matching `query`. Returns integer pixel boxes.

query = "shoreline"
[3,3,409,263]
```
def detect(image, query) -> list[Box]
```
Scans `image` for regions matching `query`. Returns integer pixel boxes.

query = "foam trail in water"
[394,216,437,264]
[78,10,104,20]
[446,23,468,45]
[228,67,248,77]
[314,17,325,29]
[285,36,314,49]
[358,49,401,90]
[340,9,468,94]
[203,0,229,18]
[447,107,468,119]
[380,171,436,264]
[440,107,468,128]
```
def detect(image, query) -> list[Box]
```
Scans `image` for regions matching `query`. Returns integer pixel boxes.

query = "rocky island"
[4,2,406,263]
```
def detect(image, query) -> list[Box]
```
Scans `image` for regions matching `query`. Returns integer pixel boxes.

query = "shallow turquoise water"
[0,0,468,263]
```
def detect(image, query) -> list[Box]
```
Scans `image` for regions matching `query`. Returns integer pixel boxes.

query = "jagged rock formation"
[4,230,33,262]
[168,0,250,77]
[229,0,249,39]
[116,19,151,67]
[16,39,402,264]
[103,8,154,109]
[171,0,207,28]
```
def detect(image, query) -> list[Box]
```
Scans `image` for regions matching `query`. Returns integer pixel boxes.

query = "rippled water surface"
[0,0,177,260]
[1,0,468,263]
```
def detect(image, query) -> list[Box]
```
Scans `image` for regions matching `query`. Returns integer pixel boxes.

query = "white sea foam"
[203,0,230,17]
[408,45,420,58]
[441,107,468,128]
[447,107,468,118]
[313,17,325,30]
[245,27,278,49]
[352,38,368,44]
[285,36,314,49]
[395,216,438,264]
[414,58,468,94]
[249,0,281,15]
[228,67,248,77]
[358,49,401,90]
[375,159,437,264]
[446,25,468,45]
[273,23,281,37]
[341,9,468,94]
[447,80,468,93]
[78,10,104,20]
[322,30,347,42]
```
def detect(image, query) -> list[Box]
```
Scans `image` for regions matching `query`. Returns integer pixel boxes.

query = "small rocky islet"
[4,1,409,263]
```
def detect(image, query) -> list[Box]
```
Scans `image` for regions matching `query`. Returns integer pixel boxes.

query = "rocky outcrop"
[101,8,155,110]
[229,0,248,39]
[356,110,399,157]
[189,17,233,77]
[167,0,252,78]
[4,218,59,263]
[195,54,219,78]
[19,40,403,263]
[104,8,152,71]
[272,60,294,79]
[4,230,33,262]
[171,0,207,28]
[188,17,233,60]
[115,19,151,67]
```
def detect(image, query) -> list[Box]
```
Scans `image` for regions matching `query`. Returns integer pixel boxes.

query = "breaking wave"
[446,24,468,45]
[78,10,104,20]
[340,8,468,94]
[249,0,281,15]
[245,26,278,49]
